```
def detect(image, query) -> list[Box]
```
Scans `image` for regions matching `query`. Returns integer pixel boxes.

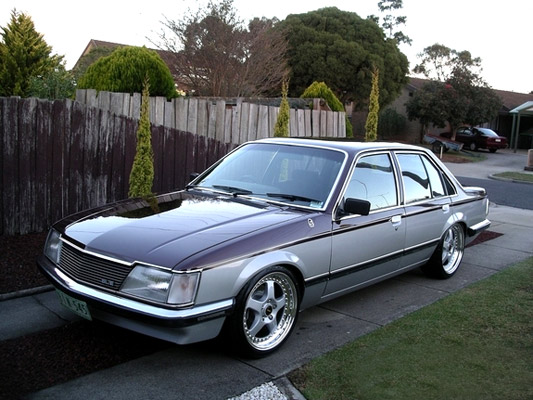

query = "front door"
[326,152,405,297]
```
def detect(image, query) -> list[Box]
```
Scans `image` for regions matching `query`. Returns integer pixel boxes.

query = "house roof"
[74,39,178,78]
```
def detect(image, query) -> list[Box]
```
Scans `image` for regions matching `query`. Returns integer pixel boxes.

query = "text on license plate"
[495,139,501,142]
[56,290,92,320]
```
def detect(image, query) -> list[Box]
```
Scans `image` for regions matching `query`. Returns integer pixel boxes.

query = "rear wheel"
[469,142,477,151]
[422,224,465,279]
[227,267,299,357]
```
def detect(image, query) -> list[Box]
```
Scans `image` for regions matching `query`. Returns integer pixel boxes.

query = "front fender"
[194,250,304,305]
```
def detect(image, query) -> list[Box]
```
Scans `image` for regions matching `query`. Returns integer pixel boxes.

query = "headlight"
[44,229,62,264]
[121,265,199,305]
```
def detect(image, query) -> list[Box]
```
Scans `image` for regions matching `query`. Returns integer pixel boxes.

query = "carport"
[510,101,533,151]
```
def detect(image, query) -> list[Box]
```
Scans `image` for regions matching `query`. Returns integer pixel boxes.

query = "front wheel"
[226,267,300,357]
[422,224,465,279]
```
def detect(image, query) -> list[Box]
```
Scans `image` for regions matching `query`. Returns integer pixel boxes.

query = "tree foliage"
[129,78,155,198]
[278,7,408,109]
[0,9,63,97]
[365,67,380,142]
[274,80,290,137]
[407,44,502,140]
[78,46,176,98]
[301,81,353,137]
[369,0,412,45]
[28,64,76,99]
[157,0,288,97]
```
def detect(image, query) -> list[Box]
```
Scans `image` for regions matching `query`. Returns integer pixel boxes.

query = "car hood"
[61,191,303,269]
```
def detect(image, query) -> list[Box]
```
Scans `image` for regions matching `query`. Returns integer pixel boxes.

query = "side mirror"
[342,198,371,216]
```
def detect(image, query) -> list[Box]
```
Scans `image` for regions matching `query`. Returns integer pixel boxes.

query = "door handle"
[390,215,402,230]
[442,204,450,213]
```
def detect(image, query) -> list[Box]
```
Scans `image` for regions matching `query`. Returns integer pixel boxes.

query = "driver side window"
[344,153,398,211]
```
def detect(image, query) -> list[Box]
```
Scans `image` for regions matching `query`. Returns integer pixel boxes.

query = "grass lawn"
[290,257,533,400]
[492,171,533,183]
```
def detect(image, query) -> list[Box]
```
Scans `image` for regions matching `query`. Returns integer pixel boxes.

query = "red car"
[441,127,507,153]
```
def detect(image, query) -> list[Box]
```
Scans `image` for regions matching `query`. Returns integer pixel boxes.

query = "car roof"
[254,137,425,155]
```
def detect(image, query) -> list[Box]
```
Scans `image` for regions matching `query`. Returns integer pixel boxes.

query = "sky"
[1,0,531,94]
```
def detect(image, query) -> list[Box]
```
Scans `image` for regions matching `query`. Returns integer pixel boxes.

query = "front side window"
[344,153,397,211]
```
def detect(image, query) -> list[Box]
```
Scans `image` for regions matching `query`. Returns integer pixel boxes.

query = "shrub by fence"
[0,97,234,235]
[75,89,347,142]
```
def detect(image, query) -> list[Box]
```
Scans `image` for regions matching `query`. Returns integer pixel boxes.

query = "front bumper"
[37,255,234,344]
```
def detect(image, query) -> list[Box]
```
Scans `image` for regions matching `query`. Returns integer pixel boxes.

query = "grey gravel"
[227,382,287,400]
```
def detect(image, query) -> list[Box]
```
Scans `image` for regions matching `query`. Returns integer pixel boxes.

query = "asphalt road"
[457,176,533,210]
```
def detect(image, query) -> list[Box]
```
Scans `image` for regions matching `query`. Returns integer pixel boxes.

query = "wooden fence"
[0,97,234,235]
[75,89,347,143]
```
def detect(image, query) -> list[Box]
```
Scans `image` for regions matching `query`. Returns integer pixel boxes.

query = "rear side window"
[397,153,454,203]
[397,154,431,203]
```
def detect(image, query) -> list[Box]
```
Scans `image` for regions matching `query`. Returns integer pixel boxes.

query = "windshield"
[194,142,345,208]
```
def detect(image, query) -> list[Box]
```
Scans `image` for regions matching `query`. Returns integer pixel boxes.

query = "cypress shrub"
[78,46,176,98]
[128,78,155,198]
[365,68,380,142]
[274,80,290,137]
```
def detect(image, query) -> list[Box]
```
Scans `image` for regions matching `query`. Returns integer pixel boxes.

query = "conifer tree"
[365,67,380,142]
[0,9,62,97]
[128,78,155,198]
[274,80,290,137]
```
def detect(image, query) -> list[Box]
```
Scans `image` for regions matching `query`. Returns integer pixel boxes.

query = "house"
[362,77,533,148]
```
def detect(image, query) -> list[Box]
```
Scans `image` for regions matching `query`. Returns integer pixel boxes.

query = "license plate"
[56,290,92,320]
[495,139,501,142]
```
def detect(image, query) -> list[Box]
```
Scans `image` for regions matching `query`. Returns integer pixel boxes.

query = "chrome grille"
[59,242,133,290]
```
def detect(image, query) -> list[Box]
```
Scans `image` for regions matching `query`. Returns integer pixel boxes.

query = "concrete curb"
[489,174,533,185]
[0,284,53,301]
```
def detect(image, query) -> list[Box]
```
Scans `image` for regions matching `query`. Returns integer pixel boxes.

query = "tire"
[422,224,465,279]
[469,142,477,151]
[226,266,300,357]
[432,141,443,154]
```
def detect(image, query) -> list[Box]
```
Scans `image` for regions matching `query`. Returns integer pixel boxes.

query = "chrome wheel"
[422,224,465,279]
[441,224,465,275]
[242,271,298,353]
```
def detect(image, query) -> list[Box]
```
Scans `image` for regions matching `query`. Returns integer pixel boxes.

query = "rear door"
[394,152,456,269]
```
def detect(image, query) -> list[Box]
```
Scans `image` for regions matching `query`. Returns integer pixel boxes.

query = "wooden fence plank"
[187,98,198,135]
[239,102,250,143]
[215,100,226,142]
[257,105,269,139]
[34,100,51,232]
[1,98,19,234]
[74,90,347,142]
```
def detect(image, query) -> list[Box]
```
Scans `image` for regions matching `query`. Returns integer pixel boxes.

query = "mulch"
[0,232,49,294]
